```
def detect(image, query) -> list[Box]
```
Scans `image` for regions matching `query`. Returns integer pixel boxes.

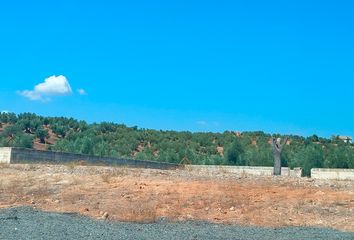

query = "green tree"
[225,139,244,165]
[14,134,33,148]
[35,128,49,144]
[293,143,324,176]
[324,142,352,169]
[1,125,22,145]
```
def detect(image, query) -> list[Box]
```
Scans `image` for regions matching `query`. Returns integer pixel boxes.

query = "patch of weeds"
[23,164,37,171]
[101,173,112,183]
[0,163,10,169]
[52,174,62,183]
[127,201,158,223]
[26,179,52,197]
[66,162,77,170]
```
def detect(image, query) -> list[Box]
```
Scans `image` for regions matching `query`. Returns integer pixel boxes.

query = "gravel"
[0,207,353,240]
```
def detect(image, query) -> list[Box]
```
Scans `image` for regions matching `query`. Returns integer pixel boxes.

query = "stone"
[157,216,169,223]
[102,212,109,220]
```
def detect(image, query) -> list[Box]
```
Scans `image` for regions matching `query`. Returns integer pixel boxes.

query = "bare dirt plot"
[0,164,353,232]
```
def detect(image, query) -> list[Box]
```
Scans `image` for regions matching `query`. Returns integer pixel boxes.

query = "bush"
[225,139,244,165]
[293,143,324,176]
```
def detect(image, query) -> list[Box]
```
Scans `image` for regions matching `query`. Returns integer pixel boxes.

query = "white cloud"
[18,75,72,101]
[77,88,87,95]
[1,110,9,114]
[19,90,43,101]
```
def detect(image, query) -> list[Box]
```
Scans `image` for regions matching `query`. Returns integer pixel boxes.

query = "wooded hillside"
[1,112,353,176]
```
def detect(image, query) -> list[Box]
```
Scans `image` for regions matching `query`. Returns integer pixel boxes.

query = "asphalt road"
[0,207,353,240]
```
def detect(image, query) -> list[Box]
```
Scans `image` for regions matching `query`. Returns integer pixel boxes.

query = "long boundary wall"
[0,147,304,176]
[2,147,179,170]
[311,168,354,181]
[186,165,303,177]
[4,148,354,180]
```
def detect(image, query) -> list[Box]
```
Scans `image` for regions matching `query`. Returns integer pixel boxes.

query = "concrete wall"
[311,168,354,181]
[289,168,303,178]
[0,147,11,163]
[6,147,179,170]
[186,165,303,177]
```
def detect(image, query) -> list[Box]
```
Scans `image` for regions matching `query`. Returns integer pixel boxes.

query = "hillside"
[0,112,353,176]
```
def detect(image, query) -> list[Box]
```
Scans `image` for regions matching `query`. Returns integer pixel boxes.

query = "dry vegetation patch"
[0,164,353,231]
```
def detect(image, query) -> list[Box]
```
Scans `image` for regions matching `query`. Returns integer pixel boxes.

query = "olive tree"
[272,137,288,175]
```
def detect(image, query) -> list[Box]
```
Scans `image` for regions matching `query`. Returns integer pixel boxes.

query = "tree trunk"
[272,137,288,176]
[39,137,46,144]
[273,150,281,175]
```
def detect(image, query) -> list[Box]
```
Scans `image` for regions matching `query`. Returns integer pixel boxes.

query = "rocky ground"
[0,163,353,233]
[1,206,354,240]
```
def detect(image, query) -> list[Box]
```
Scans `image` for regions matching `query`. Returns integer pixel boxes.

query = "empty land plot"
[0,164,353,232]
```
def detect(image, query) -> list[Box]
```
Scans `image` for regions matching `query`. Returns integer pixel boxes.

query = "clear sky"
[0,0,353,137]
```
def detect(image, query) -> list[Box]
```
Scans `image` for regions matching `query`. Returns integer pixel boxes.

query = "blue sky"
[0,0,353,137]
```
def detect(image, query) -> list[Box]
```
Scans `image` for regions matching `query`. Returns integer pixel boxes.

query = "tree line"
[0,112,353,176]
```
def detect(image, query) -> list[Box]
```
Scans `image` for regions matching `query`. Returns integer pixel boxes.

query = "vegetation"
[0,112,353,176]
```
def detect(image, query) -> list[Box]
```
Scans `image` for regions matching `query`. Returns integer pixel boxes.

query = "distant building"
[338,136,352,144]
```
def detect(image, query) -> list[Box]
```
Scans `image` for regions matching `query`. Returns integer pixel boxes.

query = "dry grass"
[22,164,38,171]
[240,170,248,178]
[100,168,129,183]
[0,175,53,204]
[52,174,62,183]
[66,162,77,170]
[71,176,83,185]
[0,162,10,169]
[101,173,112,183]
[124,200,158,223]
[62,191,86,204]
[26,179,52,197]
[0,164,354,231]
